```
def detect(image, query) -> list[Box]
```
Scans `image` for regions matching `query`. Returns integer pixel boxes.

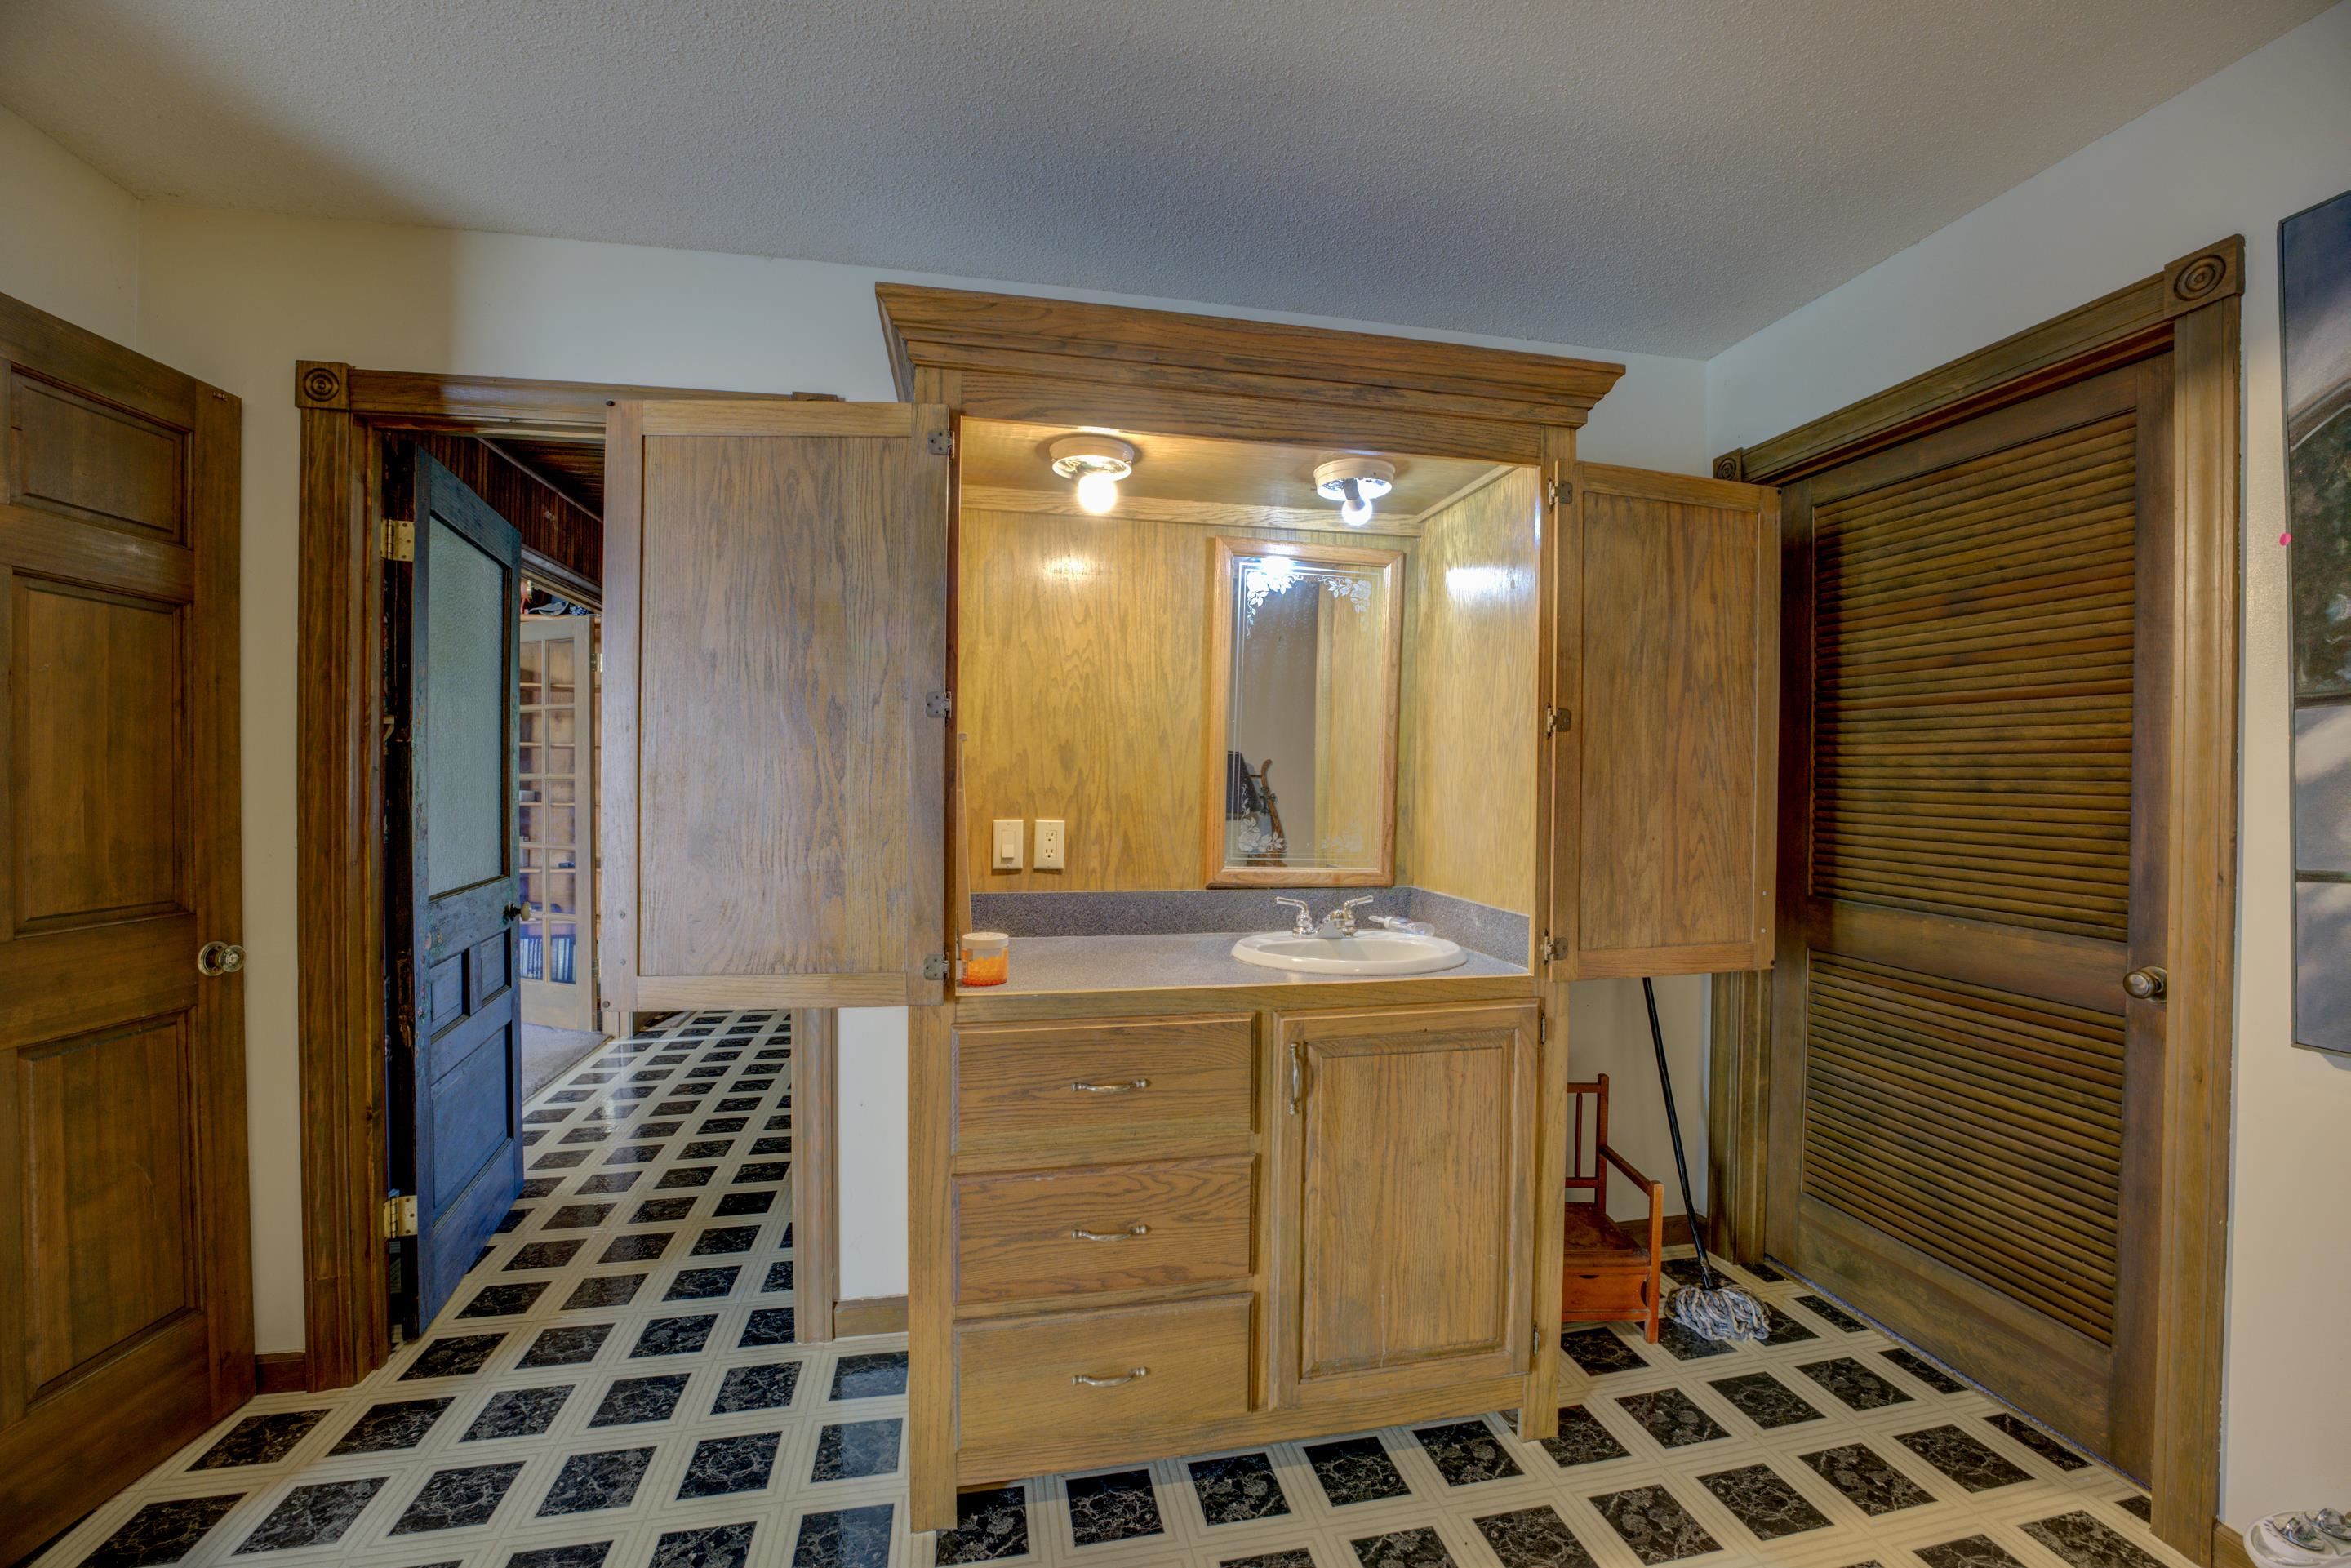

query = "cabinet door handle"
[1071,1078,1148,1094]
[1071,1224,1149,1242]
[1288,1042,1304,1115]
[1072,1367,1149,1387]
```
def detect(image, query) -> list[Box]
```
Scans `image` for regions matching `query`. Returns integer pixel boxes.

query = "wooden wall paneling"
[958,512,1419,895]
[1402,467,1542,915]
[792,1008,840,1344]
[410,431,602,588]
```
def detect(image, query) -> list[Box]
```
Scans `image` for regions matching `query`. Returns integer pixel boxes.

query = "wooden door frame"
[292,362,842,1387]
[1706,236,2242,1562]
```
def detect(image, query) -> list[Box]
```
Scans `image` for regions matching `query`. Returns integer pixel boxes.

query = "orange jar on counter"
[959,931,1010,987]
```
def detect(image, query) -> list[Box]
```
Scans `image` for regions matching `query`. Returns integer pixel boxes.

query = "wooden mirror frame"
[1202,535,1404,887]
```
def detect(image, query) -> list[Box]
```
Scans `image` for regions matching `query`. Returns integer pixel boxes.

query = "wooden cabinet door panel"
[0,291,247,1562]
[1276,1002,1536,1407]
[605,401,950,1011]
[1549,465,1779,978]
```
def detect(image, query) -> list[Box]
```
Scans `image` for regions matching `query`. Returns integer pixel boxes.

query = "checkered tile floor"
[35,1011,2188,1568]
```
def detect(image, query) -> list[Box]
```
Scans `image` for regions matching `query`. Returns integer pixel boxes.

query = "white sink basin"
[1231,930,1467,975]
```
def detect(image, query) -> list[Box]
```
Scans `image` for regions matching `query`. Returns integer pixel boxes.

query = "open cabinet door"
[1547,464,1779,979]
[604,402,952,1014]
[389,451,526,1331]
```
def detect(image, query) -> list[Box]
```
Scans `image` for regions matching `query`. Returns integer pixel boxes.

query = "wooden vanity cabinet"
[1274,1003,1540,1409]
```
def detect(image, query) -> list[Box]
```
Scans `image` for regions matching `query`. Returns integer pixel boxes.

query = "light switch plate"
[992,818,1024,871]
[1035,818,1065,871]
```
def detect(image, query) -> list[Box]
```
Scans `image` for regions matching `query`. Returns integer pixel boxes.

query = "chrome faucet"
[1318,897,1376,938]
[1273,896,1315,937]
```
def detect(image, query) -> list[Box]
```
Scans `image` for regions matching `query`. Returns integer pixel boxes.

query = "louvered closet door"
[1765,360,2171,1479]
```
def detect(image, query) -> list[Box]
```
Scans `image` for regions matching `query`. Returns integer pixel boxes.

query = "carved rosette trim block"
[296,361,350,410]
[2162,238,2243,318]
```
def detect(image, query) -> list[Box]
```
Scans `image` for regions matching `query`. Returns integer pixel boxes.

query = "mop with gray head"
[1642,977,1771,1343]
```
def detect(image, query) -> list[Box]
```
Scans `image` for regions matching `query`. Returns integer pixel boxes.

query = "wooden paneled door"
[388,451,525,1331]
[1275,1002,1537,1410]
[602,401,952,1016]
[519,615,596,1033]
[1766,360,2174,1477]
[0,290,249,1559]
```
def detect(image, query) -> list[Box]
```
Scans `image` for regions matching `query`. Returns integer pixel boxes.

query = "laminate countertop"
[972,931,1530,996]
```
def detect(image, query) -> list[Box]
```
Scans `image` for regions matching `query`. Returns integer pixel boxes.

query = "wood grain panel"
[954,1155,1255,1304]
[626,406,949,1002]
[1402,468,1540,915]
[954,1293,1254,1477]
[1279,1003,1535,1404]
[1559,469,1778,974]
[10,579,183,931]
[7,373,184,541]
[17,1019,194,1392]
[952,1014,1256,1168]
[958,508,1415,893]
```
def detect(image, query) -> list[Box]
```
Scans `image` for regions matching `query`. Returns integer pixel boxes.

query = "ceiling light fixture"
[1049,434,1139,515]
[1314,456,1397,527]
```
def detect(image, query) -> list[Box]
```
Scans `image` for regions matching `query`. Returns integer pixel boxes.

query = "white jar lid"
[961,931,1010,950]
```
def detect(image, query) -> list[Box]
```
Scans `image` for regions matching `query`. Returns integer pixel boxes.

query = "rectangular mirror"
[1204,537,1404,886]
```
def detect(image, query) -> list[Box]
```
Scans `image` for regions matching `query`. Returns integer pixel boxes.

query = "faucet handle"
[1322,896,1377,936]
[1273,896,1314,936]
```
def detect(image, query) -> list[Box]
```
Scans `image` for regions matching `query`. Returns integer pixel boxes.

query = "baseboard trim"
[834,1295,908,1336]
[2211,1519,2252,1568]
[256,1350,310,1394]
[1662,1212,1708,1250]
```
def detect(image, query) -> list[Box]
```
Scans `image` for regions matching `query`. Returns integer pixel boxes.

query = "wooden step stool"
[1560,1074,1665,1343]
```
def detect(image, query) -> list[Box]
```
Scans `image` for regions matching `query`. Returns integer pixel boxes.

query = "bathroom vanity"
[596,285,1781,1530]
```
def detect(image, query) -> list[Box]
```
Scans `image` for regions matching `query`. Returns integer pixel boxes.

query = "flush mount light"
[1314,456,1397,527]
[1048,434,1139,515]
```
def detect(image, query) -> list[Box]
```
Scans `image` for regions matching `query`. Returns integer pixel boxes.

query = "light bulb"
[1075,470,1120,514]
[1339,477,1373,527]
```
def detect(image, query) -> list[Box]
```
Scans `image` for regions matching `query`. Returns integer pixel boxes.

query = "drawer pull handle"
[1071,1224,1149,1242]
[1072,1367,1149,1388]
[1071,1078,1149,1094]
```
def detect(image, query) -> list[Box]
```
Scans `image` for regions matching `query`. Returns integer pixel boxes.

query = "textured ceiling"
[0,0,2326,358]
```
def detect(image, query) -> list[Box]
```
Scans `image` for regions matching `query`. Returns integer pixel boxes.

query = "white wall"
[0,105,140,344]
[0,163,1709,1353]
[1706,0,2351,1525]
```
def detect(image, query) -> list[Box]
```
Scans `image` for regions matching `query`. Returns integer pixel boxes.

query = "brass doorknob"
[503,902,526,922]
[197,941,245,976]
[2124,966,2168,1001]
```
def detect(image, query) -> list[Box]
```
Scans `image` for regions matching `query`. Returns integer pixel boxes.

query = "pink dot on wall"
[2281,532,2292,545]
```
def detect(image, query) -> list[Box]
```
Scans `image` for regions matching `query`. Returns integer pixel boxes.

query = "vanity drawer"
[956,1156,1255,1304]
[955,1295,1253,1472]
[952,1014,1256,1165]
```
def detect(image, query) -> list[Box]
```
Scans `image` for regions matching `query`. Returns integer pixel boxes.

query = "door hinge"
[925,690,953,720]
[1545,478,1573,508]
[1543,707,1571,735]
[379,517,415,562]
[382,1193,418,1239]
[922,953,952,982]
[927,429,955,458]
[1537,935,1564,963]
[594,648,605,675]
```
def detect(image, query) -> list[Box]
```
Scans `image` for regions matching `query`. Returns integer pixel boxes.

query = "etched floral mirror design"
[1204,537,1404,886]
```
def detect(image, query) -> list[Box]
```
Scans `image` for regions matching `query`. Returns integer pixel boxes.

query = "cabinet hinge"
[922,953,952,982]
[925,690,953,720]
[594,648,606,675]
[379,517,415,562]
[1545,478,1573,508]
[927,429,955,458]
[1543,707,1571,735]
[1537,935,1564,963]
[382,1193,418,1239]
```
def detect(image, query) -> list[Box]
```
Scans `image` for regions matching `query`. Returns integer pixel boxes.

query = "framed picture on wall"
[2285,186,2351,1055]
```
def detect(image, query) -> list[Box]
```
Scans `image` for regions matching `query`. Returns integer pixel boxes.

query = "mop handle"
[1642,977,1718,1292]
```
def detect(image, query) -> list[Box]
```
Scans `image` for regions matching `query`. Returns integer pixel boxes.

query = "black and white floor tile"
[37,1010,2186,1568]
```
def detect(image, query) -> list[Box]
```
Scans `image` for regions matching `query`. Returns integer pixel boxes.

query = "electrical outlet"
[991,818,1024,871]
[1035,818,1065,871]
